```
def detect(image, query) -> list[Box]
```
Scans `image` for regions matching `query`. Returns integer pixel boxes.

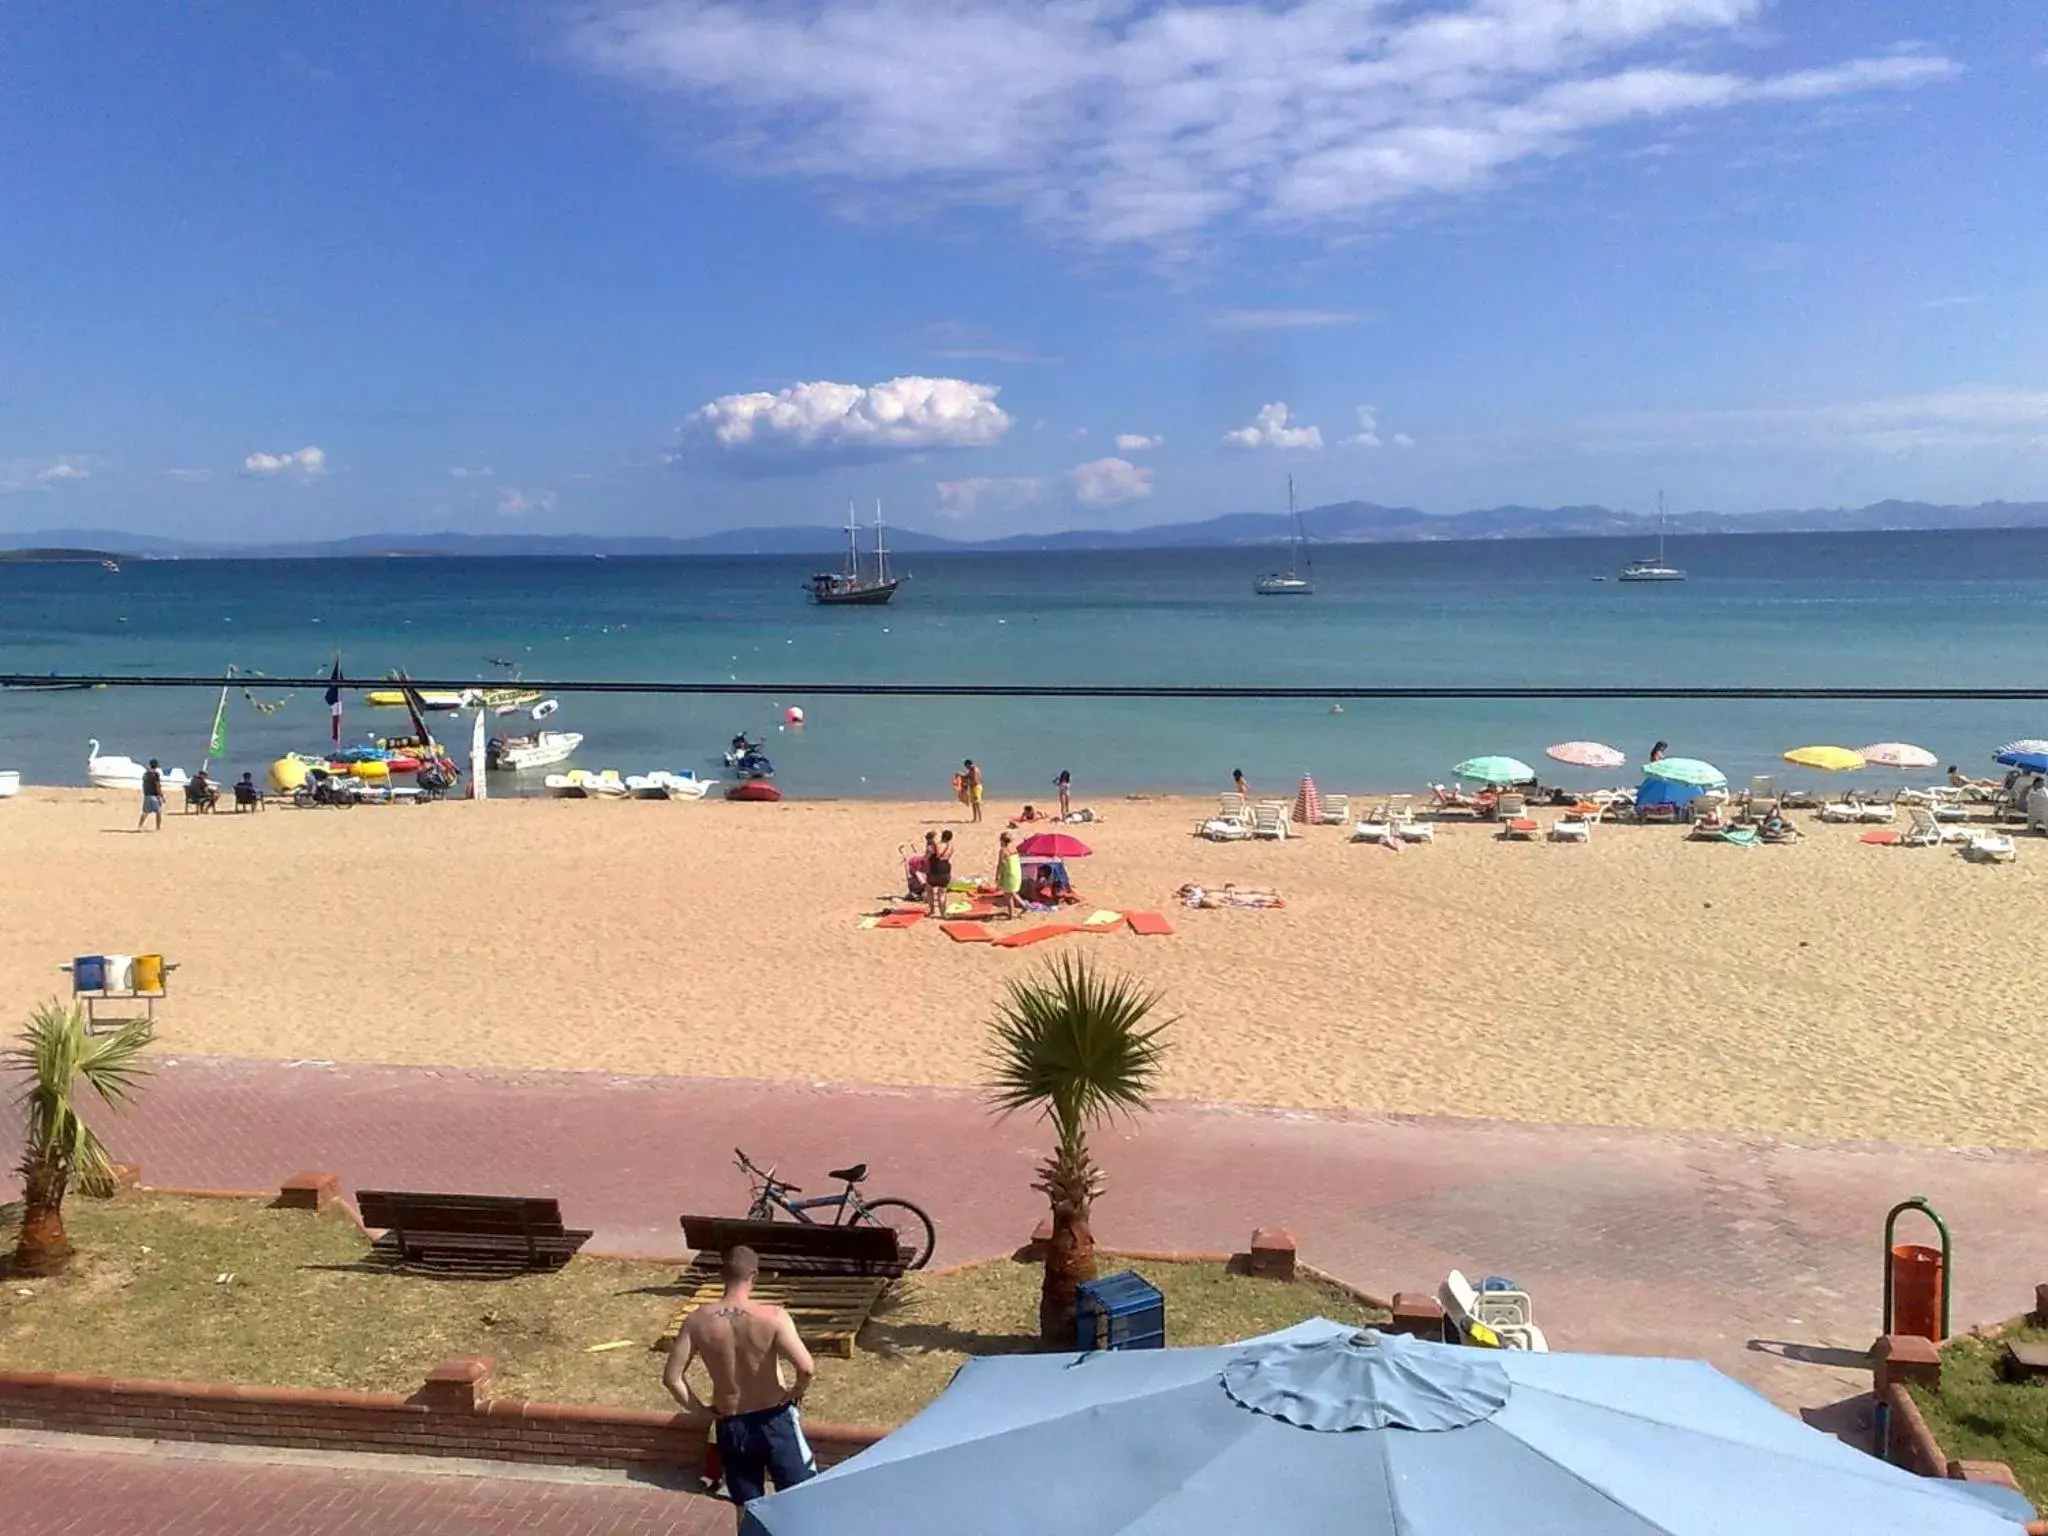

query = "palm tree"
[8,1001,151,1277]
[985,953,1173,1348]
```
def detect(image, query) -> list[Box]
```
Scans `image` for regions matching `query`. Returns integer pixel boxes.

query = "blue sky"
[3,1,2044,539]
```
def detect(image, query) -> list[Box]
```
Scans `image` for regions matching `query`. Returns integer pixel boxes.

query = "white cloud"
[1212,309,1364,331]
[449,466,494,479]
[242,445,326,479]
[1069,456,1154,509]
[1345,406,1383,448]
[0,456,94,495]
[566,2,1959,247]
[690,375,1011,470]
[496,486,560,518]
[1392,432,1416,448]
[1114,433,1163,452]
[934,475,1046,520]
[163,467,213,483]
[1223,402,1322,451]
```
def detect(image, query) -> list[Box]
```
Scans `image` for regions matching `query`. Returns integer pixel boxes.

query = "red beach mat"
[874,911,924,929]
[1125,912,1175,937]
[993,924,1077,949]
[941,922,995,943]
[1860,829,1902,846]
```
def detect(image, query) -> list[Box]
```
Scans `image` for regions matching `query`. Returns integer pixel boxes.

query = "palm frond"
[984,953,1173,1143]
[7,1001,151,1189]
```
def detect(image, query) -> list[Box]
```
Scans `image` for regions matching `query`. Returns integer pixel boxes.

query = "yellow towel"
[1085,909,1123,927]
[858,916,879,930]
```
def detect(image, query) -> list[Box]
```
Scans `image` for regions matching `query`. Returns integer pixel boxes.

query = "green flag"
[208,687,229,760]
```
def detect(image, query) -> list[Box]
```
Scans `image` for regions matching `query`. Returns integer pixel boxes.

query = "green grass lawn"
[1,1194,1384,1426]
[1907,1326,2048,1505]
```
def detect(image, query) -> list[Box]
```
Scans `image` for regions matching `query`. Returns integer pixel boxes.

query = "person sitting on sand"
[190,767,217,811]
[994,832,1022,918]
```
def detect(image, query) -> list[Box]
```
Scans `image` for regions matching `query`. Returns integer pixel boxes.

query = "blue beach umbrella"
[742,1325,2029,1535]
[1454,756,1535,786]
[1994,750,2048,775]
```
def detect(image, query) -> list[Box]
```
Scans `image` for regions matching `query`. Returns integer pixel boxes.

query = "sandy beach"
[1,785,2042,1149]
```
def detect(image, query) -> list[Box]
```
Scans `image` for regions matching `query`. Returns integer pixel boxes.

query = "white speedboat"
[626,770,714,800]
[86,740,190,792]
[487,730,583,772]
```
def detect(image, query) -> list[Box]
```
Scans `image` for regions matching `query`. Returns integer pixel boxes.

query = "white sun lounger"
[1352,803,1393,843]
[1549,814,1592,843]
[1440,1268,1548,1352]
[1319,793,1351,825]
[1903,806,1971,847]
[1251,801,1289,840]
[1966,833,2017,864]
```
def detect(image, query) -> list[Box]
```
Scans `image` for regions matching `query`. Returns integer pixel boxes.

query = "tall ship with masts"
[1255,475,1314,595]
[808,499,901,606]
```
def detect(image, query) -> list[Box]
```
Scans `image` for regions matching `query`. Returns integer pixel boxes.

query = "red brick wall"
[0,1367,883,1474]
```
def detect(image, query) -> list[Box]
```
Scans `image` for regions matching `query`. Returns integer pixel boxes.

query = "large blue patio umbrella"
[1994,750,2048,775]
[742,1324,2028,1535]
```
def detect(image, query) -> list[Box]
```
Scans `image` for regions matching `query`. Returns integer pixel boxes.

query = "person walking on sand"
[138,759,165,832]
[662,1245,817,1508]
[1055,768,1072,820]
[925,831,953,917]
[995,830,1022,919]
[1232,767,1252,800]
[964,759,984,823]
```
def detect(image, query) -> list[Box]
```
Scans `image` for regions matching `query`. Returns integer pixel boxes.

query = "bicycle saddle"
[828,1163,868,1183]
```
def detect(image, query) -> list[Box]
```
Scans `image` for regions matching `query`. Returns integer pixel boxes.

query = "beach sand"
[2,786,2042,1148]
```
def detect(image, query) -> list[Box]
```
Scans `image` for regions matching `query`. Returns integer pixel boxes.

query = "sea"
[2,528,2042,800]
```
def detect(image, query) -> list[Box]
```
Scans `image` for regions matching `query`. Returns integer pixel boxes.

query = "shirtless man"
[662,1246,817,1506]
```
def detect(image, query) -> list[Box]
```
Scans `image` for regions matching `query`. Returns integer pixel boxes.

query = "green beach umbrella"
[1641,756,1727,788]
[1454,756,1536,786]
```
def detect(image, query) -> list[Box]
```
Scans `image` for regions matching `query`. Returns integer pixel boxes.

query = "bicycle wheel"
[852,1197,936,1270]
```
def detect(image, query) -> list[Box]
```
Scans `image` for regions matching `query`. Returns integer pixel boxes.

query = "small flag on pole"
[326,655,343,743]
[207,687,229,761]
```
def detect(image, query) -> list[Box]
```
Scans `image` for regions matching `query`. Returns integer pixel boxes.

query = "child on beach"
[1056,769,1072,820]
[1232,768,1251,799]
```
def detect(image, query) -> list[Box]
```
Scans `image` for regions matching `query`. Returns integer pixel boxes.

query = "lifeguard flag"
[325,656,343,743]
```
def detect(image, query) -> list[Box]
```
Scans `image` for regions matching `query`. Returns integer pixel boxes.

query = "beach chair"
[1966,833,2018,864]
[1351,802,1392,843]
[1250,801,1288,840]
[232,779,263,812]
[1218,792,1249,825]
[1496,793,1526,820]
[1196,815,1252,842]
[1428,783,1477,817]
[1744,776,1775,814]
[1689,804,1729,839]
[1439,1269,1548,1352]
[1549,812,1592,843]
[1319,793,1351,826]
[1902,806,1968,847]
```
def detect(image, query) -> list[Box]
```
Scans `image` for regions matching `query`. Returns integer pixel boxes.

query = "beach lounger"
[1386,793,1414,824]
[1251,802,1288,840]
[1548,814,1591,843]
[1819,800,1863,823]
[1439,1269,1548,1352]
[1689,805,1729,838]
[1501,817,1540,841]
[1744,776,1775,813]
[1351,803,1393,843]
[1428,783,1479,816]
[1196,817,1252,841]
[1318,793,1351,826]
[1966,833,2017,864]
[1495,793,1527,820]
[1396,818,1436,842]
[1218,792,1249,824]
[1903,806,1972,847]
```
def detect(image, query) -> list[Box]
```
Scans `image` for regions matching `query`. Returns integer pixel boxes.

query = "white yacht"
[1255,476,1314,595]
[1619,493,1686,582]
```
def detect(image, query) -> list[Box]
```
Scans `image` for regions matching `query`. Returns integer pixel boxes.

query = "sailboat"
[807,500,901,606]
[1619,492,1686,582]
[1255,476,1314,595]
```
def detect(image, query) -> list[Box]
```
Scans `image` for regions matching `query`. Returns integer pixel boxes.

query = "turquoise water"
[2,530,2043,798]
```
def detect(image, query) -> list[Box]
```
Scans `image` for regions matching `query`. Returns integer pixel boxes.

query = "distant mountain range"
[9,498,2048,559]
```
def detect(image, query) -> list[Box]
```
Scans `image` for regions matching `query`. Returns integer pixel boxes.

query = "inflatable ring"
[532,698,559,721]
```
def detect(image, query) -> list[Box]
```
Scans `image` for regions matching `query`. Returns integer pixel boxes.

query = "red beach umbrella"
[1293,774,1322,824]
[1016,831,1092,859]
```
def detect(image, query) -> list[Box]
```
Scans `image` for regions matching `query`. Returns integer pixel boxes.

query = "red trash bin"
[1889,1243,1945,1341]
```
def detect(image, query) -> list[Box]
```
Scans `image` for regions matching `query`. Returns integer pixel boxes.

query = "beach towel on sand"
[873,911,923,929]
[1125,912,1175,936]
[993,924,1077,949]
[942,921,996,943]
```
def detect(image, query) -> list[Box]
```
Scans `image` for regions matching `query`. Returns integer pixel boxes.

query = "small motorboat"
[488,730,583,772]
[545,769,595,798]
[86,740,189,793]
[625,770,712,800]
[727,780,783,802]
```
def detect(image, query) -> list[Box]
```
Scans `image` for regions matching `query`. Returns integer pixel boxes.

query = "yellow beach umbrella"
[1783,745,1864,772]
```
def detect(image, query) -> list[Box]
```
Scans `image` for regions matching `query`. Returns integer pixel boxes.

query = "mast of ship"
[843,500,861,583]
[1289,474,1309,578]
[873,498,891,586]
[1657,489,1667,564]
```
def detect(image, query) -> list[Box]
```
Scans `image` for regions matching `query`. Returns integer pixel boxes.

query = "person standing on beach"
[663,1245,817,1508]
[1232,767,1252,800]
[964,759,984,823]
[925,831,952,917]
[1648,741,1668,764]
[994,831,1022,918]
[1055,769,1072,820]
[137,759,164,832]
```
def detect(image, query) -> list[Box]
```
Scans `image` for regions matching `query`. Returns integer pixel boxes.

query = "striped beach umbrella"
[1292,774,1322,825]
[1997,740,2048,758]
[1856,742,1937,770]
[1546,741,1627,769]
[1783,745,1864,773]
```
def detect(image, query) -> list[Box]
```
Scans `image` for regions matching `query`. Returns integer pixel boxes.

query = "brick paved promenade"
[38,1053,2048,1413]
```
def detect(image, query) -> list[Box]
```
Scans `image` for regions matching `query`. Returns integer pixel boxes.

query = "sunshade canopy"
[1856,743,1938,770]
[742,1323,2028,1535]
[1783,746,1865,772]
[1454,756,1535,786]
[1640,757,1727,788]
[1015,832,1092,859]
[1995,751,2048,775]
[1546,741,1627,769]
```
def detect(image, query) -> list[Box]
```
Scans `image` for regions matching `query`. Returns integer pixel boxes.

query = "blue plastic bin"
[1075,1270,1165,1353]
[71,955,106,993]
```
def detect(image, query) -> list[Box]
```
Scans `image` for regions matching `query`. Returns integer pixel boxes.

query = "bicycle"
[732,1147,936,1270]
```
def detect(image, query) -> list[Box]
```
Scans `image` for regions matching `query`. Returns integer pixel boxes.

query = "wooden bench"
[355,1190,592,1275]
[661,1217,904,1358]
[680,1215,906,1278]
